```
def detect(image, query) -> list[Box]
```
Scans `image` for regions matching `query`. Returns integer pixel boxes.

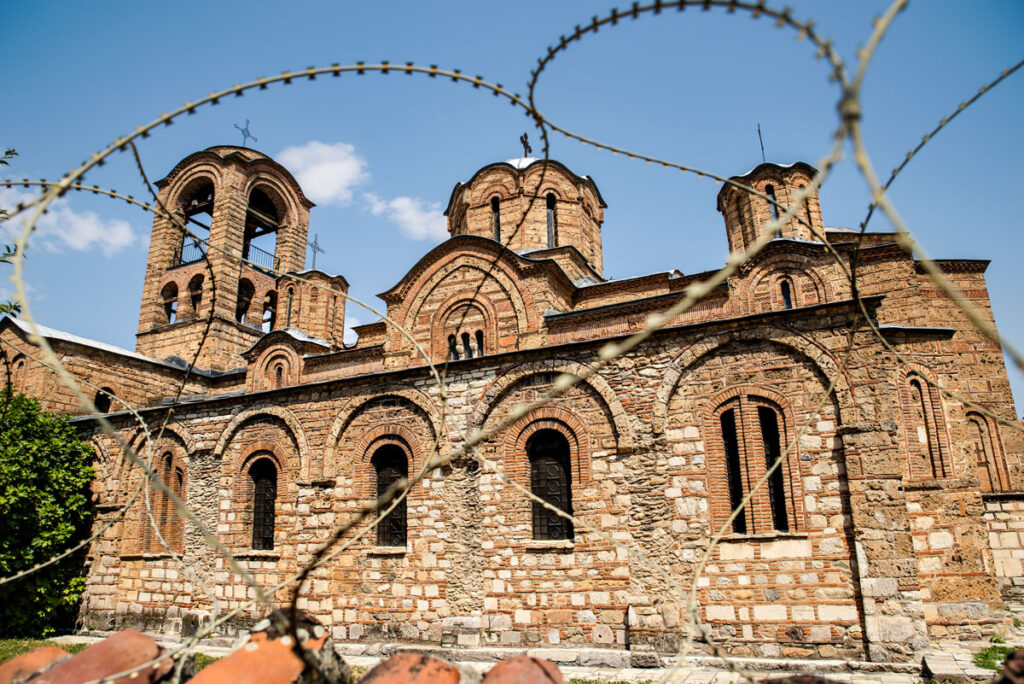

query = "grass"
[194,652,220,671]
[972,644,1014,671]
[0,639,90,664]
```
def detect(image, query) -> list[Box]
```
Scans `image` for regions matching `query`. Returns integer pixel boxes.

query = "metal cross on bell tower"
[307,233,326,270]
[234,119,258,147]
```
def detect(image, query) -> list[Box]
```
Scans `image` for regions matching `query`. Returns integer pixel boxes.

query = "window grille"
[250,459,277,550]
[373,445,408,547]
[528,429,573,541]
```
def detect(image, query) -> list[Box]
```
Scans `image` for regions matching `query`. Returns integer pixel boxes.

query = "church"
[3,145,1023,664]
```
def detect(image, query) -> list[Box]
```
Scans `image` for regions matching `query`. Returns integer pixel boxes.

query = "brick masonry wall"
[14,153,1020,662]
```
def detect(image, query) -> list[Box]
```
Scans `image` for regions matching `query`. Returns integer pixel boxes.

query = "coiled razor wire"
[0,1,1021,681]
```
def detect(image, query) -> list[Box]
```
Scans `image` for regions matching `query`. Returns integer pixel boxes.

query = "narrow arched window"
[285,288,295,328]
[161,283,178,325]
[491,197,501,242]
[94,387,114,413]
[461,332,473,359]
[528,429,573,541]
[908,377,946,479]
[372,445,408,547]
[475,330,484,356]
[187,275,204,317]
[766,185,780,221]
[273,364,283,389]
[236,279,255,324]
[780,280,794,310]
[967,413,1005,492]
[262,291,277,333]
[719,409,747,534]
[250,458,277,550]
[448,334,460,361]
[146,452,184,553]
[545,193,557,248]
[759,406,789,532]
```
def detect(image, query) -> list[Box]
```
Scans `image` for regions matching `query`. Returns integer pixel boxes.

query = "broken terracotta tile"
[0,646,69,684]
[360,652,461,684]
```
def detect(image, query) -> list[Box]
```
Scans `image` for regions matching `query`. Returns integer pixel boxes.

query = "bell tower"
[135,146,314,370]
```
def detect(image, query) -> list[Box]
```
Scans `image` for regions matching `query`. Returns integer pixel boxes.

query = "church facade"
[3,145,1023,663]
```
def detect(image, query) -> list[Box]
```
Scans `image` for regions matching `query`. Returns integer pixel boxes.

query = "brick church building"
[3,145,1023,663]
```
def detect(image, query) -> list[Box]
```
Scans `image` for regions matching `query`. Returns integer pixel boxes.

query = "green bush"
[0,388,95,637]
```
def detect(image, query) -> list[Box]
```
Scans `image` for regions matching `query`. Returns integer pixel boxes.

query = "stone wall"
[983,494,1024,609]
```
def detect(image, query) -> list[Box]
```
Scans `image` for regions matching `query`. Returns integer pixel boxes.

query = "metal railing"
[175,238,275,273]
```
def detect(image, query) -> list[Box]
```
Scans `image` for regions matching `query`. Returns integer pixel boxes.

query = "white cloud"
[365,192,448,242]
[343,313,360,346]
[0,187,135,257]
[276,141,368,206]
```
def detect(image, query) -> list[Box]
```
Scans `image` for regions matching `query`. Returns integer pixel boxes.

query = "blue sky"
[2,1,1023,407]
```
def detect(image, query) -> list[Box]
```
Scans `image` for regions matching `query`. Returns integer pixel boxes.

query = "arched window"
[161,283,178,325]
[491,196,501,242]
[273,364,283,389]
[967,413,1007,492]
[545,193,557,248]
[187,274,204,317]
[144,452,185,553]
[766,184,780,221]
[372,445,408,547]
[528,429,573,541]
[903,375,951,480]
[262,291,277,333]
[236,279,255,324]
[285,288,295,328]
[447,334,460,361]
[461,332,473,359]
[94,387,114,413]
[475,330,485,357]
[249,458,277,550]
[780,279,794,310]
[712,393,796,535]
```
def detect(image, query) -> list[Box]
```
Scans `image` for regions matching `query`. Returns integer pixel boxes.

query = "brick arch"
[896,363,954,481]
[251,344,301,392]
[471,176,518,206]
[465,168,520,206]
[504,406,591,485]
[353,427,420,499]
[243,174,303,228]
[653,327,857,433]
[117,422,195,503]
[744,255,832,312]
[212,405,311,479]
[469,359,636,454]
[432,292,497,362]
[399,254,538,347]
[323,388,444,479]
[164,166,223,211]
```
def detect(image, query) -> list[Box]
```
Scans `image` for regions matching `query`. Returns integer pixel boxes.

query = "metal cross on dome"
[520,132,532,157]
[234,119,258,147]
[307,233,326,270]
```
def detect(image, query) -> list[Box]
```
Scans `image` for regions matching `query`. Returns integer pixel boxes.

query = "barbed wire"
[0,1,1021,682]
